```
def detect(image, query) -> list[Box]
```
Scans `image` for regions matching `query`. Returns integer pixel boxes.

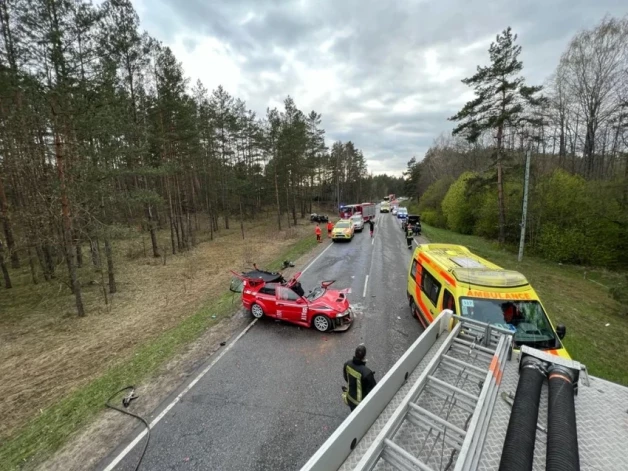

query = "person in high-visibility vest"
[342,345,376,412]
[406,224,414,249]
[315,224,322,243]
[327,220,333,238]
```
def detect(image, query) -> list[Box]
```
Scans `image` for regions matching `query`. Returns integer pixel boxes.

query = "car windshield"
[307,286,325,301]
[351,216,362,221]
[459,297,559,349]
[335,222,350,228]
[399,209,407,213]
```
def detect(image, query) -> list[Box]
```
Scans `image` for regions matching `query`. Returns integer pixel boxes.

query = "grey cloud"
[136,0,628,174]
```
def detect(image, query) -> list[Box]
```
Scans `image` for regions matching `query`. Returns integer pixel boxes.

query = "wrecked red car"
[230,265,353,332]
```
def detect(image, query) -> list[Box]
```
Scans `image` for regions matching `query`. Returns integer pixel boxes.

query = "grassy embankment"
[0,220,319,470]
[421,223,628,386]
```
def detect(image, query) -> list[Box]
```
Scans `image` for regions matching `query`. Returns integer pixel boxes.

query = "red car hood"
[309,289,350,313]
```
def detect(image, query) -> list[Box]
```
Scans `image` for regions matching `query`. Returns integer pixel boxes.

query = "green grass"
[0,234,319,470]
[421,224,628,386]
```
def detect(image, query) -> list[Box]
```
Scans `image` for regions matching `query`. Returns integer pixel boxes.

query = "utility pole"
[518,148,531,262]
[336,148,340,212]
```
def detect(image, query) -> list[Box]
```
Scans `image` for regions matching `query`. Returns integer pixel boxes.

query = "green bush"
[421,209,447,228]
[441,172,478,234]
[536,223,590,264]
[532,170,625,267]
[417,177,453,228]
[473,181,523,242]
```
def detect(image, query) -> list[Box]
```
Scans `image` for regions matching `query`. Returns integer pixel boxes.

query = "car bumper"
[332,308,354,332]
[332,234,352,239]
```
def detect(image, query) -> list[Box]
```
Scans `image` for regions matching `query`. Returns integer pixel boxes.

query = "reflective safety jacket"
[343,357,377,406]
[406,226,414,239]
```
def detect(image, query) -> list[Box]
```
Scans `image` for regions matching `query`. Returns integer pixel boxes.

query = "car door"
[256,283,278,317]
[275,286,307,323]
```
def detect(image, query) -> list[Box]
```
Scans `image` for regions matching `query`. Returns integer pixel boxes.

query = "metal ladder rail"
[417,354,483,470]
[352,322,465,471]
[353,322,511,471]
[454,333,511,471]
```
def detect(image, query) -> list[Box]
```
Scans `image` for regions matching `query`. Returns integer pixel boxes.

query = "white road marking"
[104,239,333,470]
[302,241,333,275]
[363,275,369,298]
[371,237,374,245]
[103,318,258,471]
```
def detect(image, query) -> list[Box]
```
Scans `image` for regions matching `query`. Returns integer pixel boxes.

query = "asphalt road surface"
[100,211,426,471]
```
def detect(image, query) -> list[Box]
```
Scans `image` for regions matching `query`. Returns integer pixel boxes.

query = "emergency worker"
[343,345,377,412]
[315,223,322,243]
[368,219,374,237]
[327,220,333,238]
[406,224,414,249]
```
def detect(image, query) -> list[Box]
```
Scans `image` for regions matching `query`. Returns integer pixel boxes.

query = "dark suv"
[402,215,421,234]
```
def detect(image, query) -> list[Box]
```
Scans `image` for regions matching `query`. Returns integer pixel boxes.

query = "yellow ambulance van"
[407,243,569,358]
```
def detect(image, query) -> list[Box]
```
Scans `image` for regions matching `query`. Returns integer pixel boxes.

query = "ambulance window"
[421,271,442,306]
[410,260,418,281]
[443,290,456,313]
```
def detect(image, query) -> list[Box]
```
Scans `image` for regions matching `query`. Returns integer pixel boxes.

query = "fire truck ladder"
[354,317,513,471]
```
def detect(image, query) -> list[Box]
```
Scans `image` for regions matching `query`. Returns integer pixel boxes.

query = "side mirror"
[556,324,566,339]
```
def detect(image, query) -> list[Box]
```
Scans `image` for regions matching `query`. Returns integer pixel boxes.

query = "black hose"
[498,357,546,471]
[106,386,150,471]
[546,365,580,471]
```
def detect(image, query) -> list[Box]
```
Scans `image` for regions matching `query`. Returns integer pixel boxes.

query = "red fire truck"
[339,202,376,221]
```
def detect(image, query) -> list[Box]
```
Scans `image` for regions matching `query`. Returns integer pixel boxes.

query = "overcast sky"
[131,0,627,176]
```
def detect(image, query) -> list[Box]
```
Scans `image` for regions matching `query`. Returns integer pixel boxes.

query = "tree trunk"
[27,246,38,285]
[239,198,245,240]
[167,179,177,254]
[104,236,116,294]
[90,237,101,269]
[0,240,11,289]
[75,236,83,268]
[206,193,214,241]
[38,245,52,281]
[0,174,19,268]
[285,184,291,228]
[583,117,596,178]
[496,126,506,245]
[175,176,187,249]
[146,203,160,257]
[55,133,84,316]
[274,169,282,231]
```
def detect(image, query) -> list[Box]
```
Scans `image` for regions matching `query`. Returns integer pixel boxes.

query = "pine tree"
[449,27,544,243]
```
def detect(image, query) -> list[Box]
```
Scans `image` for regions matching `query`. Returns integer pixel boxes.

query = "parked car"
[351,213,365,232]
[310,213,329,223]
[332,219,355,241]
[391,206,399,215]
[397,207,408,219]
[402,215,421,234]
[230,268,353,332]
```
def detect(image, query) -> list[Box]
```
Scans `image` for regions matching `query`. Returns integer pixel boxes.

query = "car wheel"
[409,300,417,318]
[312,314,331,332]
[250,303,264,319]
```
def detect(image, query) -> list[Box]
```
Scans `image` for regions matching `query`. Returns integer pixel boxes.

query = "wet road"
[100,211,425,471]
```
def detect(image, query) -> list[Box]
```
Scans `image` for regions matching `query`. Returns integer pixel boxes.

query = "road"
[100,211,425,471]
